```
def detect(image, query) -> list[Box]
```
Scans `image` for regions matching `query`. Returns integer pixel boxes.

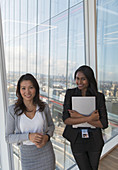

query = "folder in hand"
[72,96,96,128]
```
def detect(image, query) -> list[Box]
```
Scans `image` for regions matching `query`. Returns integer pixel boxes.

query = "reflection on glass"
[38,0,50,24]
[51,0,68,17]
[14,40,20,75]
[13,145,21,170]
[97,0,118,140]
[15,0,20,37]
[70,0,83,7]
[49,10,69,168]
[37,21,49,97]
[50,10,68,102]
[21,0,27,34]
[27,27,36,74]
[20,38,27,74]
[68,2,85,89]
[28,0,37,30]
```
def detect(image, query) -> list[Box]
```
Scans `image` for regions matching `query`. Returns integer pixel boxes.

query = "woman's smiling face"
[75,71,89,94]
[20,80,36,102]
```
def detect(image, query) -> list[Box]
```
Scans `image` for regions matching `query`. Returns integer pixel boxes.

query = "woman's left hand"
[36,135,48,148]
[89,110,99,122]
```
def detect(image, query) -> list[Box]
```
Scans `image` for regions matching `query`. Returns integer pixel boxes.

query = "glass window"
[14,39,20,76]
[51,0,68,17]
[27,0,37,77]
[64,2,85,169]
[27,27,36,74]
[28,0,37,30]
[21,0,27,34]
[37,21,49,97]
[8,0,15,104]
[50,10,68,168]
[68,2,85,88]
[9,0,14,41]
[38,0,50,24]
[1,0,85,169]
[97,0,118,141]
[4,0,10,79]
[13,145,21,170]
[20,37,28,74]
[50,11,68,102]
[15,0,20,37]
[70,0,83,7]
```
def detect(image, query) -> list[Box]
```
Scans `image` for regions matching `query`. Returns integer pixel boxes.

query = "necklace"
[26,105,36,112]
[25,106,36,119]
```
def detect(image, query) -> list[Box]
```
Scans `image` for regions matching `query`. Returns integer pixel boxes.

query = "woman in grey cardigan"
[5,73,55,170]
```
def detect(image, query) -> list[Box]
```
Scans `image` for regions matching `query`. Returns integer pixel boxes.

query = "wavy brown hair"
[14,73,45,115]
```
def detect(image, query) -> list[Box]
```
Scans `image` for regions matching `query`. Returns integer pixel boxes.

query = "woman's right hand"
[89,110,99,122]
[29,133,43,145]
[68,110,83,118]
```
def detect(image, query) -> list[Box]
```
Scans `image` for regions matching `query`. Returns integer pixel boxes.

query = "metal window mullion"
[64,1,70,170]
[0,7,14,170]
[19,0,21,76]
[66,0,70,90]
[26,0,28,72]
[35,0,38,78]
[13,0,15,86]
[84,0,97,78]
[48,0,51,103]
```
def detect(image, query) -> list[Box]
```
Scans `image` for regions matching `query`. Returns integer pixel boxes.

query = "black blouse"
[62,87,108,145]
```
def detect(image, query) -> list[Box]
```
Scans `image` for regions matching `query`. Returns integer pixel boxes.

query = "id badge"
[81,129,89,138]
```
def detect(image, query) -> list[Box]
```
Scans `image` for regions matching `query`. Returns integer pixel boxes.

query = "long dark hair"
[74,65,98,95]
[14,73,45,115]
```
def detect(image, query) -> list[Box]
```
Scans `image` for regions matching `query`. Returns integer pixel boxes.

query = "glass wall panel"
[70,0,83,7]
[68,2,85,89]
[4,1,9,41]
[27,27,36,74]
[51,0,68,17]
[9,0,15,105]
[64,2,85,169]
[38,0,50,24]
[97,0,118,141]
[9,0,14,42]
[28,0,37,30]
[20,37,27,74]
[4,0,10,80]
[13,0,17,104]
[21,0,27,34]
[14,39,20,88]
[20,0,28,75]
[50,10,68,169]
[37,21,49,97]
[1,0,85,169]
[14,0,20,87]
[13,145,21,170]
[15,0,20,37]
[50,11,68,102]
[1,0,118,169]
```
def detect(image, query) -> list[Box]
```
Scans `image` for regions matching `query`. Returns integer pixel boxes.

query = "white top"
[20,108,44,145]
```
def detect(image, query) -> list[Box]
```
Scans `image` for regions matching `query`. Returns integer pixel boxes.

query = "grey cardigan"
[5,103,55,145]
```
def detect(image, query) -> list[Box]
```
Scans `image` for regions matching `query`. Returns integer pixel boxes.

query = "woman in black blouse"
[62,65,108,170]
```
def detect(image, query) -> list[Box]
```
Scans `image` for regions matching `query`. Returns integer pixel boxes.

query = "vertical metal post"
[0,6,14,170]
[84,0,97,79]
